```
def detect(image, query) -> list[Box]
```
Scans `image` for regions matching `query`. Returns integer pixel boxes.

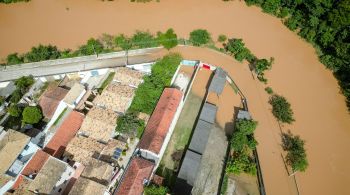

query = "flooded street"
[1,0,350,195]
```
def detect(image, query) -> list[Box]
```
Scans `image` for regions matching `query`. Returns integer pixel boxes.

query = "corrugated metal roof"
[237,110,252,120]
[177,150,202,186]
[208,67,227,95]
[188,120,212,155]
[199,103,217,124]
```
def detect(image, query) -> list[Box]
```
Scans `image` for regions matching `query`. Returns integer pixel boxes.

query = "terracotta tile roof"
[116,157,154,195]
[138,88,182,154]
[44,111,84,158]
[21,150,50,177]
[11,175,23,190]
[39,86,68,119]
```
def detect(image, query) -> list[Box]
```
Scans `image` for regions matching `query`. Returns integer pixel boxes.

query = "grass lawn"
[157,93,204,187]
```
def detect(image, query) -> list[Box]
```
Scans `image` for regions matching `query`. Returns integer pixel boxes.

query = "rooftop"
[39,85,69,119]
[138,88,182,154]
[21,150,50,178]
[28,157,68,194]
[63,83,85,105]
[116,157,154,195]
[79,107,118,142]
[81,158,114,186]
[208,67,227,95]
[69,177,106,195]
[177,150,202,186]
[114,67,144,87]
[0,129,30,175]
[44,111,84,158]
[64,136,105,164]
[199,103,218,124]
[188,120,212,155]
[237,110,252,120]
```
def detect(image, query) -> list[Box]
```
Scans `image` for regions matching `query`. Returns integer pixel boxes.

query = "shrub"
[158,28,178,50]
[265,87,273,94]
[218,34,227,42]
[269,94,294,124]
[7,53,24,65]
[22,106,42,125]
[131,31,158,48]
[24,45,61,62]
[255,58,273,75]
[230,119,258,151]
[8,104,22,117]
[144,185,168,195]
[226,150,257,175]
[10,89,23,103]
[282,131,308,172]
[14,75,35,92]
[116,112,145,137]
[189,29,211,46]
[76,38,104,56]
[114,34,132,50]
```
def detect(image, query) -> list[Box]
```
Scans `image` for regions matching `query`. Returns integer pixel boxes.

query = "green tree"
[77,38,104,56]
[114,34,132,50]
[116,112,145,137]
[158,28,178,50]
[0,96,4,105]
[226,150,257,175]
[189,29,211,46]
[269,94,294,124]
[231,119,258,151]
[7,53,24,65]
[131,31,158,48]
[14,75,35,93]
[281,131,308,172]
[144,185,168,195]
[8,104,22,117]
[24,45,61,62]
[255,58,273,75]
[22,106,42,125]
[99,33,115,50]
[10,89,23,103]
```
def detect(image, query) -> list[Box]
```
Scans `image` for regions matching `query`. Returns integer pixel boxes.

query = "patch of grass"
[220,174,229,195]
[98,72,115,94]
[53,108,68,126]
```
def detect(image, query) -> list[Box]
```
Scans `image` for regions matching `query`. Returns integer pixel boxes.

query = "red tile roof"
[21,150,50,177]
[39,86,68,119]
[138,88,182,154]
[11,175,23,190]
[116,157,154,195]
[44,111,84,158]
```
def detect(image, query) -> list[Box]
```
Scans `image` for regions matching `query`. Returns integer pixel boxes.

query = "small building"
[113,67,144,87]
[44,111,84,158]
[0,130,38,194]
[63,83,86,108]
[138,88,183,165]
[208,67,227,95]
[28,156,75,194]
[115,157,154,195]
[39,85,69,119]
[69,177,107,195]
[21,150,50,179]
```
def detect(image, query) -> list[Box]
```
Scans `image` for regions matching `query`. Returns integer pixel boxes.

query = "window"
[58,188,62,193]
[17,154,23,160]
[24,145,29,150]
[63,180,67,184]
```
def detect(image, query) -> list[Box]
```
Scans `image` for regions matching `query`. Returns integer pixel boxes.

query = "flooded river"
[1,0,350,195]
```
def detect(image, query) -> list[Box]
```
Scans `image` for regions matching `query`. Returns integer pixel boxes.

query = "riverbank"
[1,1,350,194]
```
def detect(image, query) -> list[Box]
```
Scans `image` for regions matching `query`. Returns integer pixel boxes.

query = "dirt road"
[1,1,350,194]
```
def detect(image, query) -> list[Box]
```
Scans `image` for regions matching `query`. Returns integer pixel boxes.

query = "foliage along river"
[1,0,350,195]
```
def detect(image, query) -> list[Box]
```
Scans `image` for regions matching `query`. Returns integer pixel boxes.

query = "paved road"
[0,47,163,81]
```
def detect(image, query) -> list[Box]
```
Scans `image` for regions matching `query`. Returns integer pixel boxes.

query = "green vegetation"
[22,106,42,125]
[116,112,145,138]
[8,104,22,117]
[144,185,168,195]
[0,96,4,105]
[0,0,29,4]
[244,0,350,110]
[53,108,68,126]
[10,75,35,103]
[3,29,178,66]
[158,28,178,50]
[269,94,294,124]
[220,174,229,195]
[129,53,182,114]
[265,86,274,94]
[226,119,258,175]
[218,34,227,43]
[98,72,116,94]
[282,131,308,172]
[189,29,211,46]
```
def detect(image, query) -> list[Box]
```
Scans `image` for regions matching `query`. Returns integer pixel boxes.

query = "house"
[63,83,86,108]
[69,177,107,195]
[79,106,118,143]
[138,88,183,165]
[113,67,144,87]
[28,156,75,194]
[0,130,38,194]
[44,111,84,158]
[208,67,227,95]
[39,85,69,119]
[115,157,154,195]
[21,150,50,179]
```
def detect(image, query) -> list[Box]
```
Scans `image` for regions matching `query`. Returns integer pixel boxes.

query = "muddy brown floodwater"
[1,0,350,195]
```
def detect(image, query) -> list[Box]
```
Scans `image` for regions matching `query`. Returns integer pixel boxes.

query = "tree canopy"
[189,29,211,46]
[282,131,308,172]
[144,185,168,195]
[269,94,295,124]
[22,106,42,125]
[8,104,22,117]
[158,28,178,50]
